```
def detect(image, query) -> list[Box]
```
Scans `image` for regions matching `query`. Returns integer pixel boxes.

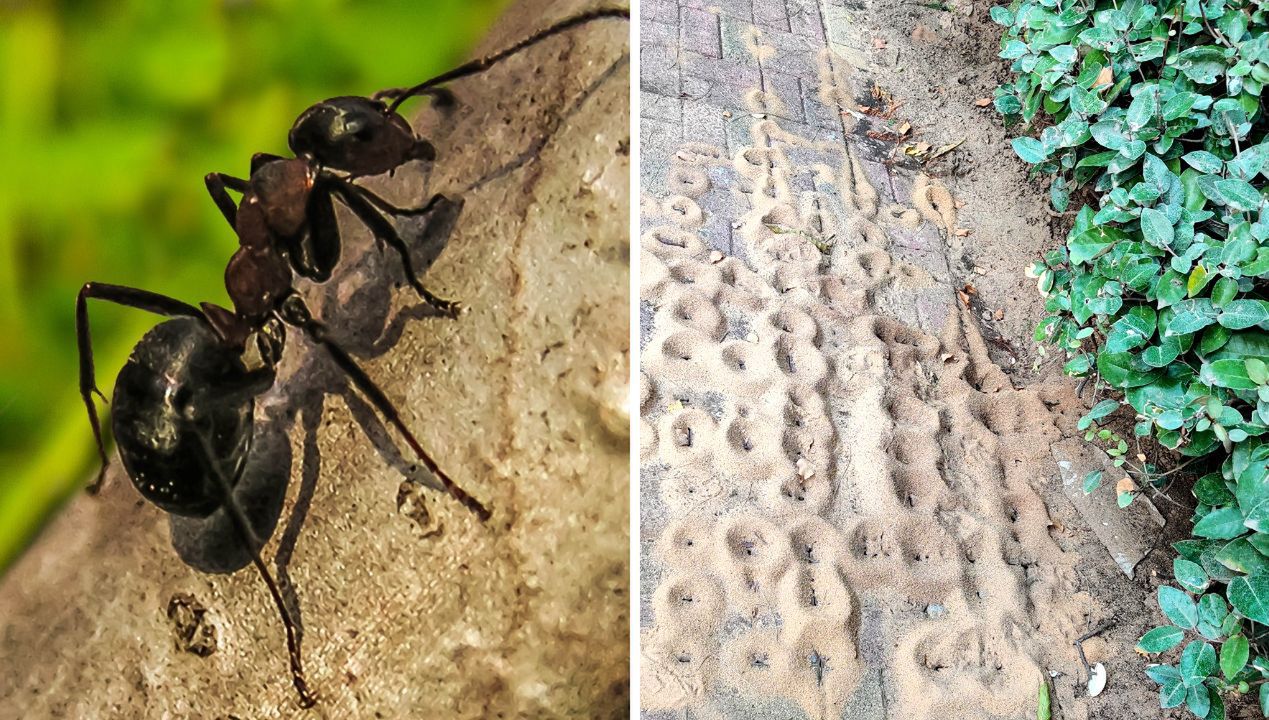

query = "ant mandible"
[73,7,629,708]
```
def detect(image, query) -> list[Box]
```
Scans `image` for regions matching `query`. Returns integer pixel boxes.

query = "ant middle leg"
[277,294,491,521]
[331,182,463,318]
[76,283,204,491]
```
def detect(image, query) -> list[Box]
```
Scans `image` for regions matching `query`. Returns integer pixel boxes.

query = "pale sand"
[639,23,1098,720]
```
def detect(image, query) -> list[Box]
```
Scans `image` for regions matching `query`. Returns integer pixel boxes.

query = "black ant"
[74,7,629,708]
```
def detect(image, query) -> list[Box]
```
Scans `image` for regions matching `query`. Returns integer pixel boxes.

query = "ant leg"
[277,295,492,522]
[330,182,462,318]
[379,7,630,115]
[76,283,204,491]
[204,173,249,228]
[194,433,316,709]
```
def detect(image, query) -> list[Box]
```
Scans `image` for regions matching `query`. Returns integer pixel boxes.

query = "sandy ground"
[638,0,1187,718]
[0,2,630,718]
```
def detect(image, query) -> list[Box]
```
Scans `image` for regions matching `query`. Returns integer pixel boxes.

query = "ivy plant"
[993,0,1269,715]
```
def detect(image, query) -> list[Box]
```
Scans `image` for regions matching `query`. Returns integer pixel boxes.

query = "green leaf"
[1157,269,1188,307]
[1167,299,1219,336]
[1211,277,1238,307]
[1106,306,1157,353]
[1187,684,1211,717]
[1247,358,1268,385]
[1012,137,1049,164]
[1175,558,1210,593]
[1098,351,1161,388]
[1083,470,1103,493]
[1193,506,1247,539]
[1127,84,1160,130]
[1183,151,1225,174]
[1161,679,1187,708]
[1204,358,1258,389]
[989,6,1015,24]
[1068,224,1126,264]
[1188,264,1212,298]
[1176,46,1229,84]
[1037,678,1050,720]
[1220,633,1248,679]
[1160,586,1199,628]
[1140,207,1176,249]
[1215,179,1263,212]
[1180,640,1217,686]
[1140,626,1186,653]
[1218,300,1269,330]
[1164,92,1200,120]
[1228,571,1269,623]
[1143,337,1183,367]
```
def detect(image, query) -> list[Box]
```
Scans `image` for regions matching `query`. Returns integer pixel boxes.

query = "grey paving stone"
[1053,438,1166,578]
[681,6,723,58]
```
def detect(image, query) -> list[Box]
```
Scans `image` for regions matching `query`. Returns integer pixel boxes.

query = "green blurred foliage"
[0,0,511,571]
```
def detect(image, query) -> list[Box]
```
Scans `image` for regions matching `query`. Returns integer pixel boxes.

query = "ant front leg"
[331,182,463,318]
[204,173,249,228]
[76,283,204,491]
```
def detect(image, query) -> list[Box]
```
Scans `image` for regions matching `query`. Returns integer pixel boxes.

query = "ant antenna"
[196,433,316,708]
[381,7,630,115]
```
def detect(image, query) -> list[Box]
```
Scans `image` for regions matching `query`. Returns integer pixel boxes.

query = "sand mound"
[639,18,1096,720]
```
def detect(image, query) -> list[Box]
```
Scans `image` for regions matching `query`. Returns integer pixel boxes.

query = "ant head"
[289,96,434,176]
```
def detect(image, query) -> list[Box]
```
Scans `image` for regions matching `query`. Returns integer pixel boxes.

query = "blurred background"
[0,0,511,572]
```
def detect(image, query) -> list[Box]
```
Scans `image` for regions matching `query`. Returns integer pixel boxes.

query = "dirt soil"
[0,2,630,718]
[638,0,1196,718]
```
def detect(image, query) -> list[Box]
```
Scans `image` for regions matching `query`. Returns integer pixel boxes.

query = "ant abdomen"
[112,318,258,517]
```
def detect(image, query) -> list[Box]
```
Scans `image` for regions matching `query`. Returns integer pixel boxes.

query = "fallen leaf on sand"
[897,121,911,136]
[974,97,992,107]
[954,227,971,237]
[928,138,965,159]
[872,38,887,49]
[903,142,932,157]
[957,290,971,307]
[994,309,1004,321]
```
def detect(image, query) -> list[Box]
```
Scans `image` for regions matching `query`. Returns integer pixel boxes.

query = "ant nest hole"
[396,481,444,538]
[166,593,218,658]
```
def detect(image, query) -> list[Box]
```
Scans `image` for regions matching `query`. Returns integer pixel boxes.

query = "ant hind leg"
[76,283,204,491]
[195,432,316,708]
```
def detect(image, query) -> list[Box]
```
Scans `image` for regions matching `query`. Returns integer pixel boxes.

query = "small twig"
[1199,3,1235,48]
[1074,620,1115,685]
